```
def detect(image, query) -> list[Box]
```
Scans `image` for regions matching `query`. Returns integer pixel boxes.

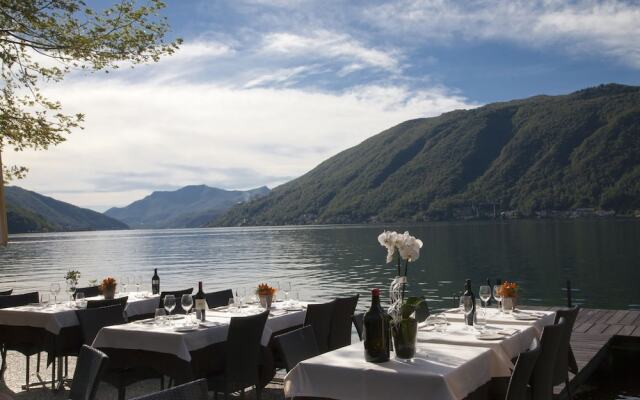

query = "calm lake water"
[1,220,639,311]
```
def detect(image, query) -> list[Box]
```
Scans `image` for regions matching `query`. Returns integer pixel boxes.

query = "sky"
[7,0,640,211]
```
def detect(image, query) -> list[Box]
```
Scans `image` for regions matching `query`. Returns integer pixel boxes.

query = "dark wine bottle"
[463,279,476,326]
[363,288,390,363]
[151,268,160,295]
[194,281,206,322]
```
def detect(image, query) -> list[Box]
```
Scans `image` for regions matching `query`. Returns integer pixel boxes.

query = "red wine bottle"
[364,288,390,362]
[151,268,160,295]
[463,279,476,326]
[194,281,206,321]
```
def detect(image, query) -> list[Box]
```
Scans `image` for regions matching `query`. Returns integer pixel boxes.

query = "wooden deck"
[532,306,640,398]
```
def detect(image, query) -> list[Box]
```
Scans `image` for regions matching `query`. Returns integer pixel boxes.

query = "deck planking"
[529,306,640,399]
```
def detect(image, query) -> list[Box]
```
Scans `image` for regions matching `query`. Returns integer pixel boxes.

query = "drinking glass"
[284,282,292,301]
[164,295,176,325]
[435,313,448,333]
[228,298,236,312]
[458,296,465,313]
[493,285,503,313]
[135,275,142,294]
[122,276,129,294]
[155,308,166,326]
[50,283,60,306]
[181,294,193,323]
[66,281,76,304]
[40,293,50,307]
[479,285,491,317]
[475,299,486,331]
[75,292,86,308]
[463,296,474,331]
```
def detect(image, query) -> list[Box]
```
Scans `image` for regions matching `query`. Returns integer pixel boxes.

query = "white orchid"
[377,230,399,263]
[396,231,423,262]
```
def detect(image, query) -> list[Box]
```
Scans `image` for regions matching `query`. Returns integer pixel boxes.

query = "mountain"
[216,84,640,226]
[105,185,270,229]
[6,186,129,233]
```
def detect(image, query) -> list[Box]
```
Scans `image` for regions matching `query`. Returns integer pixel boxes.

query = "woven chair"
[274,326,320,372]
[202,289,234,309]
[159,289,194,314]
[304,301,335,354]
[74,286,101,299]
[553,307,580,399]
[505,338,541,400]
[352,313,364,341]
[207,311,269,400]
[75,304,127,345]
[86,296,128,310]
[328,295,359,351]
[0,291,44,389]
[130,379,208,400]
[0,289,12,296]
[531,317,566,400]
[68,345,109,400]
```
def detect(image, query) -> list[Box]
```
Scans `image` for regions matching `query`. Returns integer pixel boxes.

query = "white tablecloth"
[417,322,537,376]
[92,303,306,361]
[284,341,494,400]
[443,308,555,334]
[0,293,159,334]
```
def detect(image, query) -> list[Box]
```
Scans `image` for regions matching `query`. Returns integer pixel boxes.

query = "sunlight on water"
[1,221,639,311]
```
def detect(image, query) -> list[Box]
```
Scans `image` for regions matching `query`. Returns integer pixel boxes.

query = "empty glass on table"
[40,293,50,307]
[181,294,193,324]
[479,285,491,317]
[164,295,176,325]
[492,285,503,312]
[155,308,166,326]
[50,283,61,307]
[75,292,86,308]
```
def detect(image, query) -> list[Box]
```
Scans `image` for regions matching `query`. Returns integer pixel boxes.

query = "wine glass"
[155,308,166,326]
[228,297,236,313]
[479,285,491,317]
[435,313,448,334]
[181,294,193,325]
[40,293,50,307]
[164,295,176,325]
[122,276,129,294]
[493,285,503,313]
[135,275,142,294]
[50,283,61,307]
[283,281,292,302]
[463,296,474,331]
[458,296,465,313]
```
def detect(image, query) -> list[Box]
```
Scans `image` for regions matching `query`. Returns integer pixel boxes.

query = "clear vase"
[502,297,515,313]
[392,317,417,360]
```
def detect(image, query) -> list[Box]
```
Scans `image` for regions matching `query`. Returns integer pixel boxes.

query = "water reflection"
[1,220,638,310]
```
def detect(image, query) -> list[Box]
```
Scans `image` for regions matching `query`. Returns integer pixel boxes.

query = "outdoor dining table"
[0,292,159,389]
[284,309,556,400]
[92,301,308,384]
[442,307,556,335]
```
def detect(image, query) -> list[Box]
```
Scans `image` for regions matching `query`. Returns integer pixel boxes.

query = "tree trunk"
[0,149,8,245]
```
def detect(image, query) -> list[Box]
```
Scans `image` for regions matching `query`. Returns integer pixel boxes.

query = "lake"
[1,220,639,311]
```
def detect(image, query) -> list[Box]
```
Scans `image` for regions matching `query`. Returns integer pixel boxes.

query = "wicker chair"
[68,345,109,400]
[74,286,101,299]
[86,296,128,310]
[0,289,12,296]
[303,301,335,354]
[130,379,208,400]
[75,304,126,345]
[328,295,359,351]
[505,338,541,400]
[207,311,269,400]
[352,312,364,341]
[274,326,320,372]
[202,289,234,309]
[553,307,580,399]
[531,317,566,400]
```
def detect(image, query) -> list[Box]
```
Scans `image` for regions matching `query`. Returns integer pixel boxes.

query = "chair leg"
[118,383,126,400]
[160,375,164,390]
[255,384,262,400]
[214,391,218,400]
[25,355,30,391]
[64,356,68,377]
[566,378,572,399]
[36,352,40,373]
[51,357,56,390]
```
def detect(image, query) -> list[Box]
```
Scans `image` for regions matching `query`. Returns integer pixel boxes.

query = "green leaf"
[400,296,424,319]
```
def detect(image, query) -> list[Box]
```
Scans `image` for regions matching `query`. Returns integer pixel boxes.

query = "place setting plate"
[476,331,504,340]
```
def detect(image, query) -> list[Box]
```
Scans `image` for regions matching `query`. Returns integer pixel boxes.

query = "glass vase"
[392,317,417,360]
[502,297,515,313]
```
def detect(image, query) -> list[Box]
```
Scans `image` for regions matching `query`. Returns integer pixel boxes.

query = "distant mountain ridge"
[105,185,270,229]
[215,83,640,226]
[6,186,128,233]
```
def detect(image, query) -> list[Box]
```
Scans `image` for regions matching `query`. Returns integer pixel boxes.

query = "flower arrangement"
[256,283,277,296]
[65,270,81,286]
[100,277,117,291]
[497,281,518,298]
[377,230,424,318]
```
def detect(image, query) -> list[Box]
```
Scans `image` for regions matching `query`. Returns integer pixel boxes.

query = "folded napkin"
[498,328,520,336]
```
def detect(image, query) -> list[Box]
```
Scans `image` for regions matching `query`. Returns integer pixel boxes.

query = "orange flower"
[100,276,117,290]
[498,281,518,298]
[256,283,277,296]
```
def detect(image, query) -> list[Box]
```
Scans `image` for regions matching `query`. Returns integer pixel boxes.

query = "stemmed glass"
[135,275,142,294]
[493,285,503,313]
[50,283,60,307]
[164,295,176,325]
[283,282,292,302]
[122,276,129,294]
[181,294,193,325]
[479,285,491,318]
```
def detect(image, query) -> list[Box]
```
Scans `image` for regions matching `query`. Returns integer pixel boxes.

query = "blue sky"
[9,0,640,210]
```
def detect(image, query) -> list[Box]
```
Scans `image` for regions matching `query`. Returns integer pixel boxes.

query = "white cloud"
[364,0,640,68]
[262,30,401,72]
[7,77,475,210]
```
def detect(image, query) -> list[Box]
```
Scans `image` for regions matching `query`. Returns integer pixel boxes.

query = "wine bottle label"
[195,299,206,310]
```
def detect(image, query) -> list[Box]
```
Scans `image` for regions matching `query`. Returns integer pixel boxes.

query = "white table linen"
[92,303,306,361]
[0,293,159,334]
[417,322,537,376]
[443,308,555,334]
[284,341,494,400]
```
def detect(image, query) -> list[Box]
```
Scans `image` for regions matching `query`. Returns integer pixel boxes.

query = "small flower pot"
[392,317,417,360]
[102,286,116,300]
[259,294,273,309]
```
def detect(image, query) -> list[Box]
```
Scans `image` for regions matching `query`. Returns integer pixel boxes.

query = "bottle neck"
[198,282,203,292]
